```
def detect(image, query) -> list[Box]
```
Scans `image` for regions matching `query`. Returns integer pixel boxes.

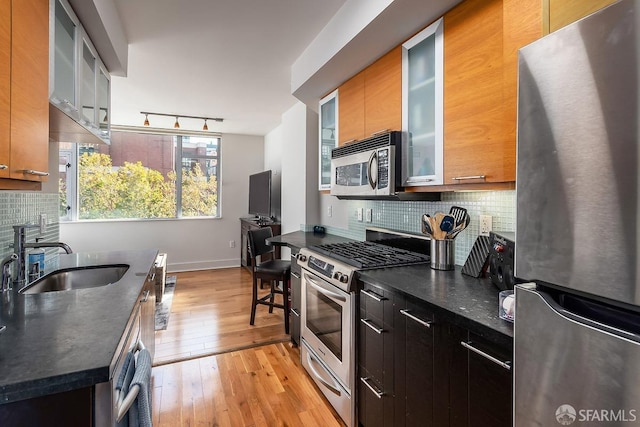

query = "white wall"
[319,193,349,229]
[60,133,265,272]
[279,102,320,235]
[264,126,283,221]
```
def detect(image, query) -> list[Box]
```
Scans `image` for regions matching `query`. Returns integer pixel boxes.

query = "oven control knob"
[297,254,307,262]
[339,274,349,283]
[333,272,341,280]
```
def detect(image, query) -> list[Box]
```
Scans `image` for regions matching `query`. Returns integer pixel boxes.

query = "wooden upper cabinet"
[547,0,618,33]
[338,47,402,145]
[364,47,402,137]
[338,71,365,145]
[441,0,542,188]
[0,0,10,179]
[9,0,49,183]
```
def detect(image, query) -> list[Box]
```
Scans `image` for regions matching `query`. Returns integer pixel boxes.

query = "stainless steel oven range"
[296,228,430,427]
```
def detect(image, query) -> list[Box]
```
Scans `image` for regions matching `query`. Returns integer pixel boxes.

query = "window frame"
[60,127,222,222]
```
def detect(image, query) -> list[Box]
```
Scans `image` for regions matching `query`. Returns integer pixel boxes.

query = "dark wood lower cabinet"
[357,280,513,427]
[465,332,513,427]
[395,298,435,427]
[0,387,92,426]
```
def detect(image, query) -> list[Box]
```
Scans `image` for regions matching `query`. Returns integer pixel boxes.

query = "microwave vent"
[332,131,401,159]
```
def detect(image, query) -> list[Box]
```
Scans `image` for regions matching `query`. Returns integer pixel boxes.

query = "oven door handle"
[368,150,378,190]
[305,274,347,302]
[305,347,343,396]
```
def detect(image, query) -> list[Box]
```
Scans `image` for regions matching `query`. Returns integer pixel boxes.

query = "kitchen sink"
[19,264,130,294]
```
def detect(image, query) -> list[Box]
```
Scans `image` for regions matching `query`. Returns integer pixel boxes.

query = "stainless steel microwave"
[330,131,402,198]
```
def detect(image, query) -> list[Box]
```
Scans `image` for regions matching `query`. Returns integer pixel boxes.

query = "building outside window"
[59,130,221,221]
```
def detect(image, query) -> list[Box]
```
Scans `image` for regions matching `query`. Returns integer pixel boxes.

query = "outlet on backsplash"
[365,209,372,223]
[480,215,493,236]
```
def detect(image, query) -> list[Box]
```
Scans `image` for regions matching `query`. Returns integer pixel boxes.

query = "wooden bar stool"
[247,227,291,334]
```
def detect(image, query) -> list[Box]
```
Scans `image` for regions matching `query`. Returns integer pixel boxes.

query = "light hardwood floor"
[152,342,344,426]
[154,268,290,365]
[152,268,345,426]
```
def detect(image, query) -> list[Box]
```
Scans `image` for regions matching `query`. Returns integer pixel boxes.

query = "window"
[59,130,221,220]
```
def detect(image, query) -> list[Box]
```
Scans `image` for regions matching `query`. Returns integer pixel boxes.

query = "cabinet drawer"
[396,297,436,427]
[358,311,390,383]
[465,333,512,427]
[359,282,394,325]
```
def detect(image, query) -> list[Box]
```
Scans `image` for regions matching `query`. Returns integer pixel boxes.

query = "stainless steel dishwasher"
[95,303,141,427]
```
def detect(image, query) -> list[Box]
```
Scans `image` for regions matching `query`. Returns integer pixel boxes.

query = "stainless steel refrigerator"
[515,0,640,425]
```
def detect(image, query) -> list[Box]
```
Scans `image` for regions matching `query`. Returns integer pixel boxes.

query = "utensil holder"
[430,239,455,270]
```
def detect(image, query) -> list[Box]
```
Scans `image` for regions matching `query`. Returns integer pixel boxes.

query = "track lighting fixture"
[140,112,223,131]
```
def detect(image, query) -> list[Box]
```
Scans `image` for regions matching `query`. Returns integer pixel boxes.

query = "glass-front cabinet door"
[51,0,79,119]
[80,39,97,127]
[402,17,444,186]
[319,90,338,190]
[97,66,110,139]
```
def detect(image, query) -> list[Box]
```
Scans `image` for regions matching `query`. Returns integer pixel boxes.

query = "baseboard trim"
[168,258,240,273]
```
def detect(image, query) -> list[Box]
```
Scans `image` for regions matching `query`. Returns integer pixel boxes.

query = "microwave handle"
[368,151,377,190]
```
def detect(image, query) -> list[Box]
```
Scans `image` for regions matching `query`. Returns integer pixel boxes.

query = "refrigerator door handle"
[461,341,512,370]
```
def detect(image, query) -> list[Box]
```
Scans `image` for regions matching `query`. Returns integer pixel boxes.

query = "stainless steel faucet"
[1,253,18,292]
[12,225,73,286]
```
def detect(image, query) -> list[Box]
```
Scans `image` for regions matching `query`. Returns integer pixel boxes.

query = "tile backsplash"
[311,190,516,265]
[0,192,61,272]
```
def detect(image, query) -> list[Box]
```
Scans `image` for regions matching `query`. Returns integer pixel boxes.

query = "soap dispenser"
[27,248,45,282]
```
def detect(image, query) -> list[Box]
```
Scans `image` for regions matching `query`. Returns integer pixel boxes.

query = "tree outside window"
[59,131,220,220]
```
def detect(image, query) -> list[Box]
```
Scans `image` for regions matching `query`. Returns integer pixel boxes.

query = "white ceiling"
[110,0,346,136]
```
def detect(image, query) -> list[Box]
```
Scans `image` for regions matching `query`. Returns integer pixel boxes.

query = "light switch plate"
[357,208,363,222]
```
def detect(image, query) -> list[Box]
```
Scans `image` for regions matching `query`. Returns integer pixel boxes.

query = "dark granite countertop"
[358,265,513,347]
[0,249,158,404]
[267,231,512,346]
[266,231,356,252]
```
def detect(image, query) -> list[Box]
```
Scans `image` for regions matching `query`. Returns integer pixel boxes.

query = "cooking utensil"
[449,206,468,226]
[421,214,434,237]
[440,215,455,235]
[447,212,471,239]
[432,211,446,239]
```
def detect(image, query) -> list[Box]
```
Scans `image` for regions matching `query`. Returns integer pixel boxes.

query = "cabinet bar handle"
[142,290,150,302]
[371,129,390,136]
[0,164,7,170]
[23,170,49,177]
[400,309,432,328]
[461,341,511,371]
[291,308,300,317]
[361,289,386,302]
[451,175,486,181]
[291,272,300,279]
[360,377,384,398]
[406,177,434,183]
[360,318,384,334]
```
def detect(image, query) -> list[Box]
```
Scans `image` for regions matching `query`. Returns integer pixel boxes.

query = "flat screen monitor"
[248,170,272,219]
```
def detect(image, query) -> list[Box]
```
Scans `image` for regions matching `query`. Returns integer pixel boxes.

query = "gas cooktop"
[308,240,429,269]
